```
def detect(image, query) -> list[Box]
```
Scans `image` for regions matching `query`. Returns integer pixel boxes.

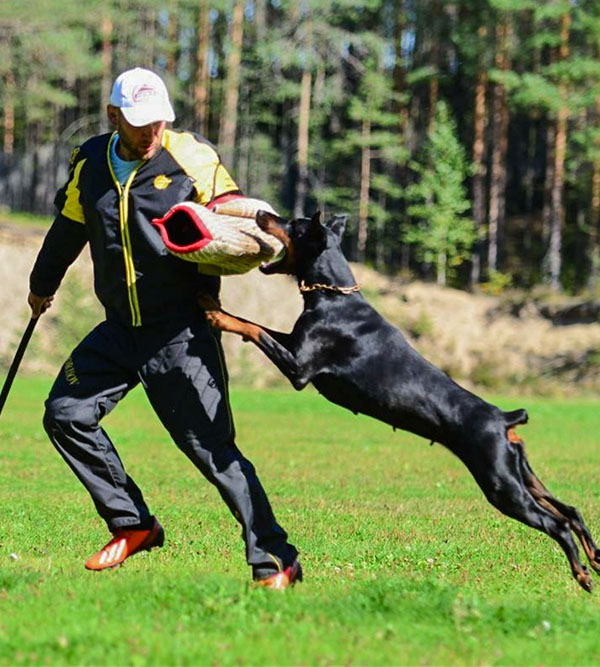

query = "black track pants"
[43,315,297,577]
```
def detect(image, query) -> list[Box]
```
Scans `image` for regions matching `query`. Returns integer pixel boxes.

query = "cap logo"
[132,84,157,103]
[153,175,172,190]
[110,68,175,124]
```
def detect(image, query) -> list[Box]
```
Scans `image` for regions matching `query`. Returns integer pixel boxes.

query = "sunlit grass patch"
[1,379,600,665]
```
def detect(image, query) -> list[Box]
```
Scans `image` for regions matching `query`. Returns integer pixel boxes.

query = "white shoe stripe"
[107,543,119,563]
[99,550,108,565]
[114,539,126,562]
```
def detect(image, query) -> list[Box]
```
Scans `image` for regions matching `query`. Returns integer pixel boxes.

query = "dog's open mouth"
[260,247,287,273]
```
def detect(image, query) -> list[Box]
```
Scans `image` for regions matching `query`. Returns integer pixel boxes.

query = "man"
[28,67,301,589]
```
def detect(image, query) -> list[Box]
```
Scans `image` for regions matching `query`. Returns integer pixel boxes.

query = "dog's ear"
[327,214,348,241]
[309,211,322,226]
[307,211,326,243]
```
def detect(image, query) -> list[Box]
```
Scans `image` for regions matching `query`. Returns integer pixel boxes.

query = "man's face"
[107,105,166,161]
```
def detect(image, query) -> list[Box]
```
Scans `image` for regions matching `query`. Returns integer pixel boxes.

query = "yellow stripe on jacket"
[61,158,87,224]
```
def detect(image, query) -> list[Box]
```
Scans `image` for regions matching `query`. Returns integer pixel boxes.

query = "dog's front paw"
[205,309,227,330]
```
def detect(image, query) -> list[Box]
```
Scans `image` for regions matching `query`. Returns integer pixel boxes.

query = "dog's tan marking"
[507,427,522,444]
[199,294,265,343]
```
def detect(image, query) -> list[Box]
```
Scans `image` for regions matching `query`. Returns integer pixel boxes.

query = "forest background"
[2,0,600,295]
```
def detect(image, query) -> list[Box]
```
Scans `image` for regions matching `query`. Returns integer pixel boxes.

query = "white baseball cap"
[109,67,175,127]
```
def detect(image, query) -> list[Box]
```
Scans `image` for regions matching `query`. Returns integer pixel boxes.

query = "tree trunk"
[401,244,410,275]
[166,10,178,77]
[218,0,244,170]
[589,95,600,293]
[237,92,250,192]
[393,0,410,275]
[547,106,567,290]
[194,0,211,135]
[27,121,41,212]
[294,69,311,217]
[487,20,511,275]
[393,0,407,132]
[47,105,60,211]
[376,191,387,272]
[99,14,113,133]
[542,120,556,247]
[3,70,15,156]
[254,0,267,40]
[357,118,371,263]
[143,8,158,67]
[437,248,446,286]
[545,11,571,291]
[428,0,441,130]
[281,102,294,213]
[470,46,487,287]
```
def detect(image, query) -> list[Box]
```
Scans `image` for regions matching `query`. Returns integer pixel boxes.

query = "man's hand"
[28,292,54,319]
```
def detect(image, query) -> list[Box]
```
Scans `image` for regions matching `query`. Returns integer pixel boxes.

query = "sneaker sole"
[253,560,303,589]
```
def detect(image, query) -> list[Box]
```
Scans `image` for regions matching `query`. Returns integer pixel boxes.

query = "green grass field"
[2,378,600,665]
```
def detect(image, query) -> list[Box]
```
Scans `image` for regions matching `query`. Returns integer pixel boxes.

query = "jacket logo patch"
[153,175,172,190]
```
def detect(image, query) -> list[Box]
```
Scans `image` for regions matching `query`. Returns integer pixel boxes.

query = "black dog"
[200,210,600,592]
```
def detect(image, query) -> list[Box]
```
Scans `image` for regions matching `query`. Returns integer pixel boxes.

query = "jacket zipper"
[107,134,144,327]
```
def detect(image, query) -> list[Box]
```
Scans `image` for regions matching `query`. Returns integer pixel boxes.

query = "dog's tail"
[503,408,528,428]
[503,408,528,443]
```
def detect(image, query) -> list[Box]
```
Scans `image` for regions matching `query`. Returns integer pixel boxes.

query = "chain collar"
[299,279,361,294]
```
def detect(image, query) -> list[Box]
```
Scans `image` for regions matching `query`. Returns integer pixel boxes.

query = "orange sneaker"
[84,517,164,571]
[253,560,303,590]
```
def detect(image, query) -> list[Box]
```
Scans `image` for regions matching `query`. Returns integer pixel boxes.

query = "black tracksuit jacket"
[30,129,241,326]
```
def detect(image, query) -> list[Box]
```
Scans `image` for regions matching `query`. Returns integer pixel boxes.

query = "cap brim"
[121,105,175,127]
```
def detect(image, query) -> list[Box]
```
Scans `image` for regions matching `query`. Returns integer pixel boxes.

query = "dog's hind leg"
[508,429,600,577]
[463,427,593,592]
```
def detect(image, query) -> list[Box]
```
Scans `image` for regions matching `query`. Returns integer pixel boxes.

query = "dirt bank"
[2,222,600,393]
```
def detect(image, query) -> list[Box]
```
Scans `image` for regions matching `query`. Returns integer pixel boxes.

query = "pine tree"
[404,101,476,286]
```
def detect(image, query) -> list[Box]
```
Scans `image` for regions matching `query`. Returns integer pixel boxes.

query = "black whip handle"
[0,317,39,417]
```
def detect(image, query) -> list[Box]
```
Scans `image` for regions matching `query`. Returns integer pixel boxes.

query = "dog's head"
[257,210,347,276]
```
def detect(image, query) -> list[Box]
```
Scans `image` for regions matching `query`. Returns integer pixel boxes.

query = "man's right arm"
[28,145,88,317]
[28,215,88,316]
